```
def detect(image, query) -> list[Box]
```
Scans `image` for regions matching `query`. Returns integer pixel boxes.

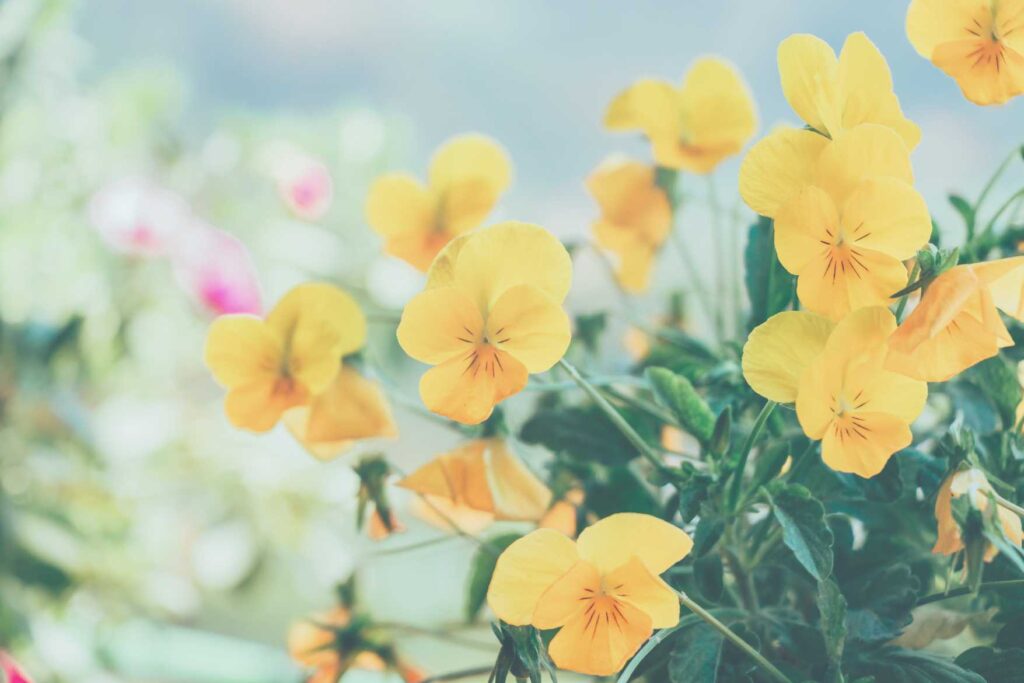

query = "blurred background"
[0,0,1020,681]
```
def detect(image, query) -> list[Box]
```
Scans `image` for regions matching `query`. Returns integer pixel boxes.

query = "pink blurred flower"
[0,651,33,683]
[88,177,192,257]
[171,223,263,316]
[275,153,333,221]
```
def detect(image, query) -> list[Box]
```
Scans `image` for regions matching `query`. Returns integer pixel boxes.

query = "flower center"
[579,582,631,636]
[819,221,871,283]
[829,389,871,440]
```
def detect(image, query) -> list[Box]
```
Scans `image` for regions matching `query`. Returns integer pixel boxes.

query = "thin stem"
[916,579,1024,606]
[727,401,777,511]
[996,493,1024,518]
[707,175,728,341]
[558,358,672,476]
[377,622,496,652]
[976,147,1021,220]
[370,534,459,557]
[677,591,795,683]
[616,623,684,683]
[421,666,494,683]
[982,187,1024,236]
[894,262,920,323]
[669,229,719,343]
[784,441,820,484]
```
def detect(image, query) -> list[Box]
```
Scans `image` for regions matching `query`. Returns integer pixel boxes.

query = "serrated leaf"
[844,564,920,645]
[745,217,794,328]
[647,367,716,445]
[669,623,724,683]
[465,533,521,622]
[768,483,835,580]
[818,579,847,674]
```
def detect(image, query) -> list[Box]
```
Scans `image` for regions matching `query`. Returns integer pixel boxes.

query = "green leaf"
[646,367,716,444]
[818,579,848,683]
[844,564,920,644]
[965,356,1022,429]
[709,406,732,458]
[520,404,657,466]
[956,646,1024,682]
[949,194,976,231]
[692,510,725,558]
[465,533,522,622]
[585,466,661,517]
[669,623,724,683]
[767,482,835,580]
[848,647,986,683]
[676,463,714,524]
[694,554,724,603]
[745,216,794,328]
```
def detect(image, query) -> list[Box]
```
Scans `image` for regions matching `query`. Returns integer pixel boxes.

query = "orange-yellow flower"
[887,256,1024,381]
[398,438,552,524]
[366,134,511,271]
[539,489,585,538]
[397,222,572,424]
[933,468,1024,562]
[487,513,692,677]
[907,0,1024,105]
[587,159,672,293]
[743,308,928,477]
[777,32,920,147]
[605,57,757,174]
[204,283,366,432]
[366,508,405,541]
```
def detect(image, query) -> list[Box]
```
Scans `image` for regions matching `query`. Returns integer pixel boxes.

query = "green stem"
[916,579,1024,606]
[558,358,672,476]
[894,262,920,323]
[677,591,795,683]
[369,534,459,557]
[982,187,1024,236]
[784,440,820,484]
[421,666,494,683]
[669,229,719,343]
[975,147,1021,220]
[616,623,685,683]
[996,493,1024,518]
[707,174,728,341]
[727,401,777,511]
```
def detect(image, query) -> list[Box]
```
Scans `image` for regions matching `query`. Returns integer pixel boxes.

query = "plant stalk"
[727,401,777,511]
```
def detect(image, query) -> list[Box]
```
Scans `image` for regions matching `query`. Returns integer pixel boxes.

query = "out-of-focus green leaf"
[693,554,724,603]
[520,404,657,465]
[669,623,723,683]
[767,482,834,581]
[848,647,985,683]
[818,578,847,682]
[745,217,794,329]
[955,646,1024,683]
[647,367,715,445]
[465,533,521,622]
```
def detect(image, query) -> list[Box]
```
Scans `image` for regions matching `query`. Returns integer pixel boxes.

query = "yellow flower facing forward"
[933,468,1024,562]
[778,32,920,148]
[204,283,366,432]
[487,513,692,677]
[605,57,757,174]
[746,124,929,319]
[744,308,927,477]
[366,134,512,271]
[907,0,1024,105]
[887,256,1024,381]
[398,438,552,522]
[586,159,672,293]
[397,222,572,424]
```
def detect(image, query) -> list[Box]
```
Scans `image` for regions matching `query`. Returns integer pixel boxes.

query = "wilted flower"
[605,57,757,173]
[487,513,692,676]
[88,176,192,257]
[171,222,263,316]
[933,468,1024,562]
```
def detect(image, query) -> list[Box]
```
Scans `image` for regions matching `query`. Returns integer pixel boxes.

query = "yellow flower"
[587,159,672,293]
[887,256,1024,381]
[907,0,1024,105]
[283,367,398,461]
[605,57,757,173]
[487,513,692,677]
[539,489,586,538]
[744,308,927,477]
[742,124,928,320]
[397,222,572,424]
[933,468,1024,562]
[365,134,511,271]
[778,32,920,147]
[398,438,552,522]
[204,283,366,432]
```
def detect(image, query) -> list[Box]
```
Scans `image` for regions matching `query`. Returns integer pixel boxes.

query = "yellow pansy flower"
[907,0,1024,106]
[398,438,552,522]
[204,283,366,432]
[487,513,692,677]
[397,222,572,424]
[887,256,1024,381]
[778,32,920,148]
[283,366,398,461]
[539,489,586,538]
[366,134,512,271]
[744,307,927,477]
[744,124,928,320]
[587,158,672,293]
[933,468,1024,562]
[605,57,757,174]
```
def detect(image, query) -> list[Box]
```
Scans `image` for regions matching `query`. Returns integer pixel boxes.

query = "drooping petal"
[774,186,840,273]
[604,79,681,141]
[739,127,830,218]
[742,311,835,403]
[604,556,680,628]
[429,134,512,234]
[204,316,282,388]
[820,411,912,477]
[840,178,931,260]
[974,255,1024,320]
[577,513,692,575]
[486,529,579,626]
[418,347,528,424]
[545,596,653,677]
[485,285,571,372]
[932,474,962,555]
[484,439,553,521]
[778,33,839,134]
[397,286,484,364]
[816,124,914,204]
[398,441,494,512]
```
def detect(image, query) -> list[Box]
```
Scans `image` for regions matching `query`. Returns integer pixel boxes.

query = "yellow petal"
[545,595,653,677]
[840,178,931,260]
[486,528,579,626]
[778,33,839,134]
[932,38,1024,106]
[816,124,913,205]
[485,284,571,372]
[398,441,495,511]
[397,286,484,364]
[225,380,307,432]
[577,513,692,575]
[539,498,581,538]
[409,494,494,535]
[796,248,908,320]
[742,311,835,403]
[603,243,658,294]
[385,231,456,273]
[365,173,435,239]
[932,474,963,555]
[604,556,680,628]
[604,78,681,141]
[974,255,1024,319]
[532,560,601,629]
[823,305,898,365]
[739,127,829,218]
[586,159,672,240]
[452,222,573,311]
[485,439,553,521]
[820,411,912,477]
[418,347,528,424]
[906,0,986,58]
[774,186,840,273]
[204,315,282,388]
[267,283,367,394]
[796,355,839,439]
[853,369,928,425]
[429,134,512,234]
[425,232,473,289]
[283,367,397,461]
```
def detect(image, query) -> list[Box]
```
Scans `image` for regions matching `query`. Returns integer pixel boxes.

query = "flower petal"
[532,560,601,629]
[365,173,435,238]
[204,315,282,388]
[586,159,672,236]
[676,57,758,172]
[974,255,1024,320]
[778,33,839,134]
[853,369,928,424]
[838,33,921,149]
[486,528,579,626]
[398,441,495,512]
[604,556,680,628]
[485,439,552,521]
[418,348,528,424]
[485,285,571,372]
[225,380,307,432]
[739,127,829,218]
[397,286,484,364]
[820,411,912,477]
[932,474,962,555]
[816,124,914,205]
[774,186,840,273]
[906,0,986,58]
[545,596,653,677]
[604,78,681,141]
[840,178,931,260]
[577,513,692,575]
[742,311,835,403]
[796,248,908,320]
[429,134,512,234]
